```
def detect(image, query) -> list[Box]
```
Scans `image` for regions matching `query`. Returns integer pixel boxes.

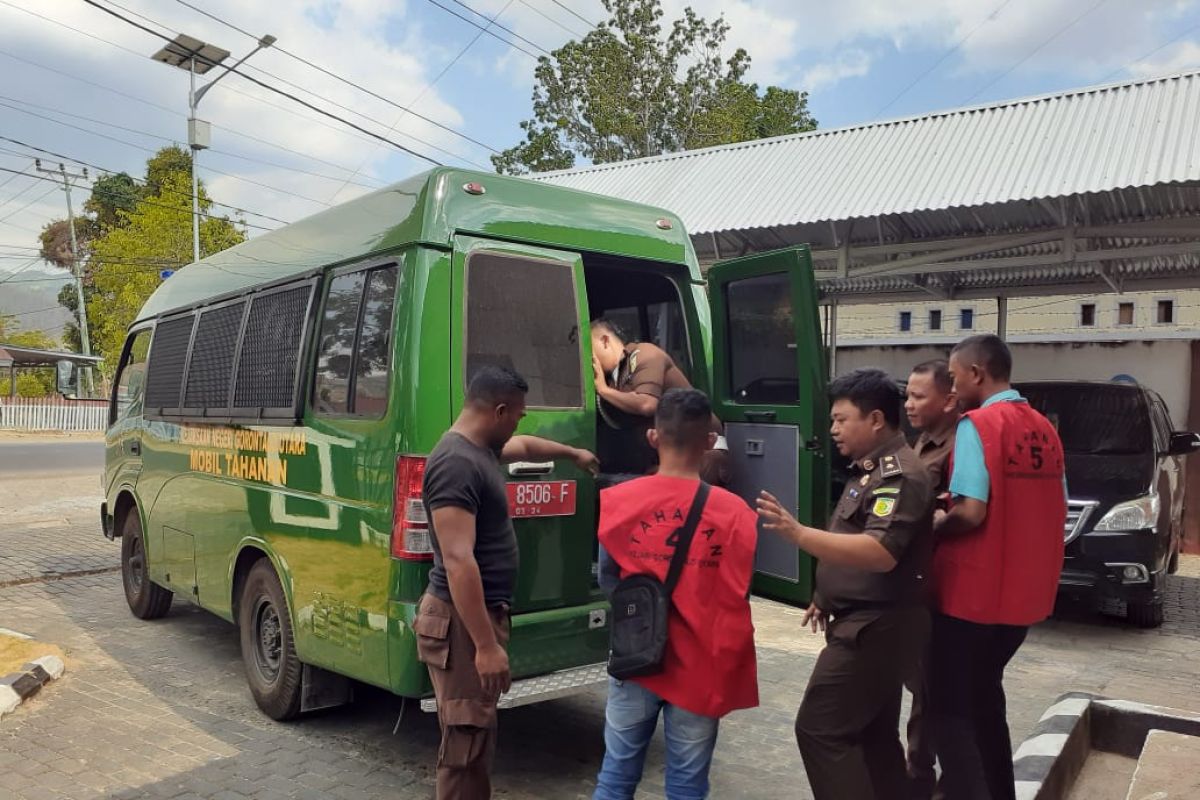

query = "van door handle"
[508,461,554,476]
[744,410,777,423]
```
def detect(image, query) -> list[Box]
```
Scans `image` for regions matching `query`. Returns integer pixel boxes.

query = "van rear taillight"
[392,456,433,561]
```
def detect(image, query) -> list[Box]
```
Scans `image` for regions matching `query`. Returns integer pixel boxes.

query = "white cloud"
[801,50,873,92]
[1129,40,1200,77]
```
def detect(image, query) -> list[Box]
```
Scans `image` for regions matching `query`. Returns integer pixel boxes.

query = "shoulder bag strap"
[662,481,711,597]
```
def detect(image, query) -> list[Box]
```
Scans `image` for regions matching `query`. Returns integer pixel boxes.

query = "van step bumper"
[420,662,607,712]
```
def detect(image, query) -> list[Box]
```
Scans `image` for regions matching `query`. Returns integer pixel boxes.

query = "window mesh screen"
[145,315,195,409]
[184,303,245,408]
[235,284,311,410]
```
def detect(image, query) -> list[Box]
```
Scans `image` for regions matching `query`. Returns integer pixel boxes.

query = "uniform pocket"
[414,596,451,670]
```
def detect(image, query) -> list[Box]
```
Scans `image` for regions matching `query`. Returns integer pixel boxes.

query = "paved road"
[0,439,104,475]
[3,468,1200,798]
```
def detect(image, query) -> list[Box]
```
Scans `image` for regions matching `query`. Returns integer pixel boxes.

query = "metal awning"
[534,70,1200,304]
[0,346,103,368]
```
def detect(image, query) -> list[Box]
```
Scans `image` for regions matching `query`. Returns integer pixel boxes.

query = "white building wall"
[835,339,1194,429]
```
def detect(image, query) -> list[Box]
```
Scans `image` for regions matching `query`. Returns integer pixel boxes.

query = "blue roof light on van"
[159,270,175,280]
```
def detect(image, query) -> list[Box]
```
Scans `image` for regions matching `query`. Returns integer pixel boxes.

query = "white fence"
[0,397,108,431]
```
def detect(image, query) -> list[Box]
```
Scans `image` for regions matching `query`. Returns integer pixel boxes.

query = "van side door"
[707,246,829,606]
[105,326,153,518]
[450,235,598,613]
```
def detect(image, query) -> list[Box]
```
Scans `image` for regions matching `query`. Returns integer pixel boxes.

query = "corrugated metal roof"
[534,71,1200,235]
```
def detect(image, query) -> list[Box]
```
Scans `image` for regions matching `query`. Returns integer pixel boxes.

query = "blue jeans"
[593,677,720,800]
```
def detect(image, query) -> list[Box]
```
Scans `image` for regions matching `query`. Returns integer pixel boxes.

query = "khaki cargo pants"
[415,593,511,800]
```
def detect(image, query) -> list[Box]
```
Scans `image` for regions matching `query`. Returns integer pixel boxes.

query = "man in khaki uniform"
[903,359,960,799]
[758,368,935,800]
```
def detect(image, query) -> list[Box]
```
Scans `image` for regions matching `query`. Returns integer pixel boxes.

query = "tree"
[493,0,817,174]
[88,169,244,371]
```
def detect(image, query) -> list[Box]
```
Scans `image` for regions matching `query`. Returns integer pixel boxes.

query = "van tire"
[238,560,303,721]
[121,510,173,620]
[1126,598,1164,629]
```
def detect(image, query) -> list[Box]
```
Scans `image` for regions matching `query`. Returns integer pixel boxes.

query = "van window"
[234,283,313,415]
[466,252,582,408]
[145,315,195,410]
[184,302,246,408]
[312,264,398,417]
[111,328,152,424]
[725,272,799,404]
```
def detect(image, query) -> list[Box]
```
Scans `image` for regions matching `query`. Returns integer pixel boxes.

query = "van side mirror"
[55,359,78,398]
[1167,431,1200,456]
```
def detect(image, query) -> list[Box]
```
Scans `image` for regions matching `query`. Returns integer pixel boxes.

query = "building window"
[899,311,912,332]
[960,308,975,330]
[929,309,942,331]
[1080,303,1096,326]
[1157,299,1175,324]
[1117,301,1135,326]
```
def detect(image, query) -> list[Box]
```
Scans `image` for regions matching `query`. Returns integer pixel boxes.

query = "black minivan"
[1017,381,1199,628]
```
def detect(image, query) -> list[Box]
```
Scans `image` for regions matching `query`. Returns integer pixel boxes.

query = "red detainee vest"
[599,475,759,718]
[933,401,1066,626]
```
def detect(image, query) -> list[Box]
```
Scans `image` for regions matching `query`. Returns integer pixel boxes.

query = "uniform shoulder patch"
[872,497,897,518]
[880,454,903,478]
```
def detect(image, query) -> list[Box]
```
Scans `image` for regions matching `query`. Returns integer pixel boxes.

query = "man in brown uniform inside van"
[903,358,960,800]
[590,318,729,485]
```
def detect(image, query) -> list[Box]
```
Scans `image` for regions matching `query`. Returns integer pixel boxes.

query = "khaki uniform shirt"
[914,424,957,495]
[815,433,935,614]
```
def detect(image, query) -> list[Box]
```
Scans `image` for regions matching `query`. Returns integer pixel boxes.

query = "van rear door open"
[450,235,598,614]
[707,246,829,606]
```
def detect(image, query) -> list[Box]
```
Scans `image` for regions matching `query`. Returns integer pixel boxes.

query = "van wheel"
[1126,599,1164,629]
[238,560,303,721]
[120,510,173,620]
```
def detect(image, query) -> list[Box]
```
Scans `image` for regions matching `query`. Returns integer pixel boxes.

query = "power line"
[0,101,314,217]
[0,160,33,193]
[0,92,380,191]
[518,0,589,38]
[328,0,519,201]
[82,0,445,168]
[962,0,1110,104]
[170,0,501,155]
[420,0,544,59]
[443,0,554,55]
[547,0,599,30]
[0,175,43,215]
[0,185,58,226]
[874,0,1015,119]
[0,45,385,187]
[1100,20,1200,83]
[0,257,43,285]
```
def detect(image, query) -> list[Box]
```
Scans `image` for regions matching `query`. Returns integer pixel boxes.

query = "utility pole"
[36,159,93,396]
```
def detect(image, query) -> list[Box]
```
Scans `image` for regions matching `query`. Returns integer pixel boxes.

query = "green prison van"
[100,168,829,720]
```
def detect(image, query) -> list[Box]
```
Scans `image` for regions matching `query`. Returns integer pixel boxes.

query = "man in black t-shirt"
[415,365,598,799]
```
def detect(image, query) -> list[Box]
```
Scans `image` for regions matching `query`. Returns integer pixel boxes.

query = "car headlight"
[1093,494,1159,532]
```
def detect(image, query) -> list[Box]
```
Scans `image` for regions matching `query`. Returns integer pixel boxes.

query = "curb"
[0,655,66,720]
[1012,691,1097,800]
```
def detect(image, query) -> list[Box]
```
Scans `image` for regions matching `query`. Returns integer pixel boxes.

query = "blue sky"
[2,0,1199,315]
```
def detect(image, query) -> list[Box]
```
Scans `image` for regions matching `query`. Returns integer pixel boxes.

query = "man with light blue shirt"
[929,335,1067,800]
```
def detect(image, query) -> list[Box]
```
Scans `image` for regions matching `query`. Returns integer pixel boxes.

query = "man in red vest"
[594,388,758,800]
[931,335,1066,800]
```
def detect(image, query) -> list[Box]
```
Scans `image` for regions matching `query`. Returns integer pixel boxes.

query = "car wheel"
[238,559,303,721]
[120,509,173,620]
[1126,598,1164,629]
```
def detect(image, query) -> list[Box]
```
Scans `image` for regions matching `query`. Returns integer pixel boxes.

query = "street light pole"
[151,33,275,265]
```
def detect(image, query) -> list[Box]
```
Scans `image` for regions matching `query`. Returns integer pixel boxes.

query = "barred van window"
[465,252,582,408]
[234,284,312,412]
[184,302,245,408]
[145,315,195,409]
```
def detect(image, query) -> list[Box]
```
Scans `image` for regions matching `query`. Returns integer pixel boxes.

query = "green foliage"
[493,0,816,174]
[85,172,142,229]
[88,168,245,373]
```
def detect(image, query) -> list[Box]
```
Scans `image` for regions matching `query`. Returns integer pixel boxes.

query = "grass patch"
[0,633,65,676]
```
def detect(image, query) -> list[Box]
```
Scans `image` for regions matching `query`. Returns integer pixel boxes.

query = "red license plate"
[507,481,577,518]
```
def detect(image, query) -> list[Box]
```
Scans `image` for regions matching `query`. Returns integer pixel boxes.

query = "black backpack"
[607,482,711,680]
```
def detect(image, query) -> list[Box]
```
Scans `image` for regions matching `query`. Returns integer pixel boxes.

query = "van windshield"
[1018,384,1151,456]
